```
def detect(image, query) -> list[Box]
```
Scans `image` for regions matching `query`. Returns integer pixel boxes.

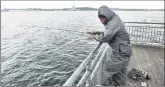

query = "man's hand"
[87,30,96,40]
[88,34,95,40]
[87,30,104,40]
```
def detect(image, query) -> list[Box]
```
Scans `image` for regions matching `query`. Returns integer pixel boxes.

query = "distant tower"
[71,3,76,11]
[1,3,9,12]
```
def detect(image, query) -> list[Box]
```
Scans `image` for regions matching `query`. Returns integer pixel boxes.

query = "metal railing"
[124,22,164,46]
[63,43,109,86]
[124,22,164,25]
[63,22,164,86]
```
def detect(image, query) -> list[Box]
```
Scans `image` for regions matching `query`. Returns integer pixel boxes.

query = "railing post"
[86,55,92,86]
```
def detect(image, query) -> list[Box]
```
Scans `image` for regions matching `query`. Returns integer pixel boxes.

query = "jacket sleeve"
[94,18,120,43]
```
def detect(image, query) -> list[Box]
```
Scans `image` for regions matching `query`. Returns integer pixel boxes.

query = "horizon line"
[1,7,164,10]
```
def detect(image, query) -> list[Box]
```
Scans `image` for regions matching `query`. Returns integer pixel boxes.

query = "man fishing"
[88,6,132,86]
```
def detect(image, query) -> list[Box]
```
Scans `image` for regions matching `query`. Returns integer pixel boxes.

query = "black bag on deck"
[128,68,151,81]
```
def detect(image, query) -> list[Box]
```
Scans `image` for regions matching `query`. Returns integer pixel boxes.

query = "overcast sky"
[1,1,164,9]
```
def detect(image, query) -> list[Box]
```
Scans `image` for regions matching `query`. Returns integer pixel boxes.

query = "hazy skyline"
[1,1,164,9]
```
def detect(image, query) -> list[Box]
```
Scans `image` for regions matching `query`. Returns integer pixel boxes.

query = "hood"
[98,6,115,21]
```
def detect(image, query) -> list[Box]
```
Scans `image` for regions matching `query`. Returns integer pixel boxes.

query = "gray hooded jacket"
[94,6,133,85]
[95,6,132,57]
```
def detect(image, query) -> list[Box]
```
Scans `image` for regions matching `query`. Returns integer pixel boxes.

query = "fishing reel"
[87,31,104,35]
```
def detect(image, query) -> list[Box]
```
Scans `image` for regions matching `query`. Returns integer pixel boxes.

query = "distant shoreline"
[1,7,164,12]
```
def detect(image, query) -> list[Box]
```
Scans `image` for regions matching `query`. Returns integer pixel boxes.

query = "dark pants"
[101,47,130,86]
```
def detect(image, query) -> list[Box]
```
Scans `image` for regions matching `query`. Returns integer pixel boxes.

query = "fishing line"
[24,25,96,41]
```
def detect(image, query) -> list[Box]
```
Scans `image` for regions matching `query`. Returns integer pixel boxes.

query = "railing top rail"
[124,22,164,25]
[125,25,164,28]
